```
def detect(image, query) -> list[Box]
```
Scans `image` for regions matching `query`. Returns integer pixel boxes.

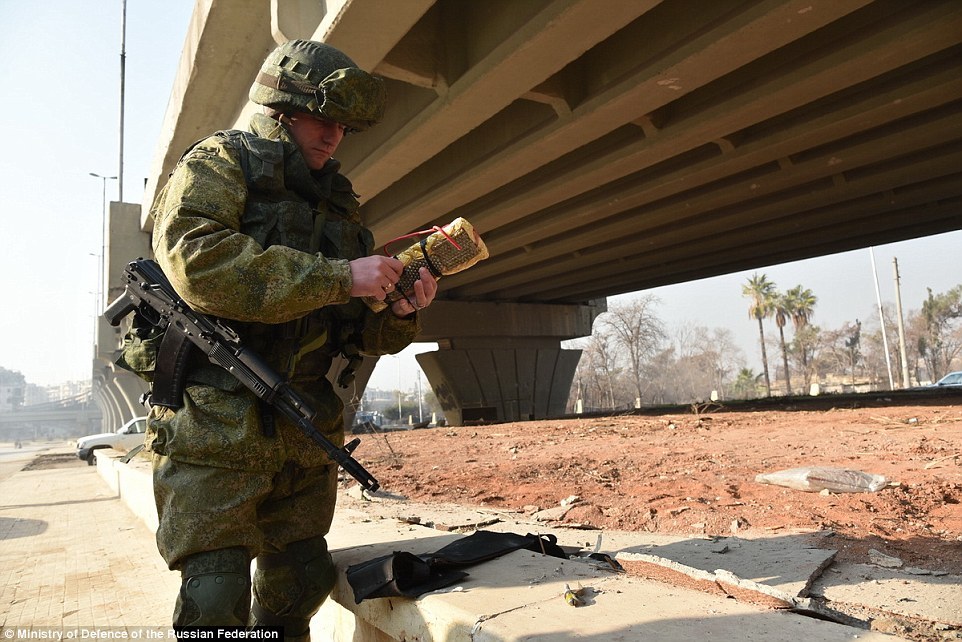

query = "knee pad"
[251,536,336,636]
[174,547,251,626]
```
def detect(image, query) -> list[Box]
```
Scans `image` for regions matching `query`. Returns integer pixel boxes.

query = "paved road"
[0,442,66,483]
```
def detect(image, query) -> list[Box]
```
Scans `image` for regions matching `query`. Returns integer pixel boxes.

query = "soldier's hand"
[391,267,438,318]
[349,255,404,300]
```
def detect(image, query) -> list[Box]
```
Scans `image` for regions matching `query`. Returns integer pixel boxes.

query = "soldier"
[118,40,436,635]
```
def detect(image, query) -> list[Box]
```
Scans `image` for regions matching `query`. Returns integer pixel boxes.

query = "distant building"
[23,384,50,407]
[0,368,25,412]
[363,388,395,404]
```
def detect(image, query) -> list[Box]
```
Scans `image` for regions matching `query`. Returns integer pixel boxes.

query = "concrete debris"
[333,483,958,639]
[809,562,962,629]
[869,549,904,569]
[616,536,837,607]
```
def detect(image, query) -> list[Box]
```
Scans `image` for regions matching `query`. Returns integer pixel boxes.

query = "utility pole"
[869,248,894,389]
[893,257,911,388]
[118,0,127,201]
[89,173,118,311]
[416,370,423,423]
[395,356,402,424]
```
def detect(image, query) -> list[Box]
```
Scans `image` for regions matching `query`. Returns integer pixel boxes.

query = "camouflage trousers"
[152,454,339,570]
[154,455,340,633]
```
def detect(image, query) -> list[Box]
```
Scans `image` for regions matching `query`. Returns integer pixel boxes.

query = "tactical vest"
[226,129,373,382]
[119,129,372,393]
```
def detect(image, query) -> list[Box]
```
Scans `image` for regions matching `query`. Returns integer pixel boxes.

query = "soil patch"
[350,401,962,574]
[21,453,85,471]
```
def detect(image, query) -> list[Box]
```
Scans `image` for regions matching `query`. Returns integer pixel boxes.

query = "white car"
[930,371,962,388]
[76,416,147,465]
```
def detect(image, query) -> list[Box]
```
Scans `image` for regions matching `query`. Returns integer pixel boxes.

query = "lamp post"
[88,254,100,351]
[416,370,423,423]
[395,356,403,424]
[89,172,117,311]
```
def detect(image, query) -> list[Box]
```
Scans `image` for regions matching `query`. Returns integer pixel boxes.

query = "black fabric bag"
[346,530,567,603]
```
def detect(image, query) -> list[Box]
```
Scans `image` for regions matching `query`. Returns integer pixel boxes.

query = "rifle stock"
[105,258,380,491]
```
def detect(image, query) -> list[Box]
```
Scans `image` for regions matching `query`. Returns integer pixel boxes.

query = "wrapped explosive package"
[364,217,489,312]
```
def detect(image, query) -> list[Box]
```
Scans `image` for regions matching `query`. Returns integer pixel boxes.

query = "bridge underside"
[95,0,962,427]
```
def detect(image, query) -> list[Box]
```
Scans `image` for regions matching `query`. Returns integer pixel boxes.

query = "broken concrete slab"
[810,561,962,627]
[530,504,574,522]
[323,515,903,642]
[614,535,837,607]
[329,492,944,638]
[475,573,903,642]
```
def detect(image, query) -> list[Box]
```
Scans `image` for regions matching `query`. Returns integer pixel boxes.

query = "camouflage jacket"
[120,113,417,470]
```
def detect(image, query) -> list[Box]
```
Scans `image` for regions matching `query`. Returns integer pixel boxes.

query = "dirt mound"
[21,453,85,471]
[351,403,962,574]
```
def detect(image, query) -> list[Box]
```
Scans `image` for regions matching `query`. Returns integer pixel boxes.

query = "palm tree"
[742,273,776,396]
[784,285,817,385]
[732,367,760,400]
[773,295,793,395]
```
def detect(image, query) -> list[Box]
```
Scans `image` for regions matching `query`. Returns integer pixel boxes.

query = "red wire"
[383,225,463,256]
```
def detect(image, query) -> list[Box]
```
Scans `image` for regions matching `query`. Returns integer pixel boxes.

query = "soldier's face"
[287,113,346,169]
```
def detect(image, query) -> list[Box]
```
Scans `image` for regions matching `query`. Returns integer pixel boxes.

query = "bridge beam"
[413,300,603,425]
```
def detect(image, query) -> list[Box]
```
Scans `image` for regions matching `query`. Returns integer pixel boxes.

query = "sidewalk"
[0,446,178,629]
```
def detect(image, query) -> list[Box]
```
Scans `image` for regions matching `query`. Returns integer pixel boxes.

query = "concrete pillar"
[93,201,152,430]
[414,300,604,425]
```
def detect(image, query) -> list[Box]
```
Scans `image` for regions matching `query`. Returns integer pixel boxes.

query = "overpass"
[0,393,102,441]
[94,0,962,427]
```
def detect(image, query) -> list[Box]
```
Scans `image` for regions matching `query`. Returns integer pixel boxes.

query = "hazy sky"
[1,2,958,392]
[0,1,195,386]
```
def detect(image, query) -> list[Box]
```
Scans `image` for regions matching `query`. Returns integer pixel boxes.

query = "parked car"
[76,416,147,465]
[930,371,962,388]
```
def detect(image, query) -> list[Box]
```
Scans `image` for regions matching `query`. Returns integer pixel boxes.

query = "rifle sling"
[149,325,195,409]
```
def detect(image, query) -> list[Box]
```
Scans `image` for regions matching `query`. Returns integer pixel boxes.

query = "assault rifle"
[104,258,380,492]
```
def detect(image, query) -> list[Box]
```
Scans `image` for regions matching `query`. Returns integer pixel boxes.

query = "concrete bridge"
[93,0,962,428]
[0,393,102,441]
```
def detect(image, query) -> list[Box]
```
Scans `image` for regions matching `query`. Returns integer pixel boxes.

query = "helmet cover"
[250,39,386,131]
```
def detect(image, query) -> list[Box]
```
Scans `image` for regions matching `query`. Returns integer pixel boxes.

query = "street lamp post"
[89,172,117,311]
[416,370,423,423]
[88,254,100,351]
[396,356,403,424]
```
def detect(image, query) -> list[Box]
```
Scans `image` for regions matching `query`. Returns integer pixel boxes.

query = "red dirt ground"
[351,400,962,574]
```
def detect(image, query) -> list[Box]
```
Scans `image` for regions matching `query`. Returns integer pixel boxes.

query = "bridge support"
[414,300,604,425]
[92,201,152,431]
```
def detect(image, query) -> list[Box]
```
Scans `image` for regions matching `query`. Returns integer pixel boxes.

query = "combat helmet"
[250,39,386,132]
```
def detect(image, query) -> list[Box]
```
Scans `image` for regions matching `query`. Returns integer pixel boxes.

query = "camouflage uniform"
[119,40,414,636]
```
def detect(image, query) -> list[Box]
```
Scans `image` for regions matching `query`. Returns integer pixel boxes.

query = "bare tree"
[861,304,905,389]
[667,323,700,401]
[845,320,863,386]
[668,325,743,402]
[599,295,666,405]
[918,285,962,380]
[644,345,677,405]
[814,324,857,387]
[788,324,821,390]
[699,327,744,397]
[570,331,623,411]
